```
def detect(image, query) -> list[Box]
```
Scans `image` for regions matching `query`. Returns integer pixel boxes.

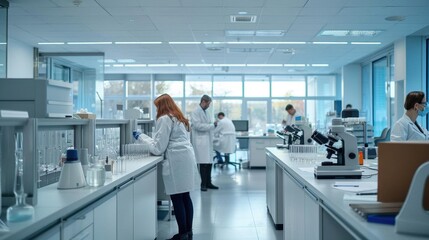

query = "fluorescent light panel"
[351,42,381,45]
[284,64,306,67]
[185,64,213,67]
[168,42,201,45]
[124,64,147,67]
[115,42,162,44]
[38,42,65,45]
[117,59,136,63]
[312,42,348,45]
[319,30,382,37]
[147,64,178,67]
[247,64,282,67]
[311,64,329,67]
[67,42,112,45]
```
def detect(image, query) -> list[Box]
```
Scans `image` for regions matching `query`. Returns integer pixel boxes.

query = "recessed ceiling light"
[104,64,111,67]
[247,64,282,67]
[67,42,112,45]
[117,59,136,63]
[238,11,248,15]
[385,16,405,22]
[311,64,329,67]
[312,42,348,45]
[168,42,201,45]
[319,30,381,37]
[255,30,285,37]
[38,42,65,45]
[124,64,146,67]
[226,42,253,44]
[112,64,124,67]
[104,59,116,63]
[351,42,381,45]
[226,30,255,37]
[213,64,246,67]
[284,64,305,67]
[115,42,162,44]
[185,64,213,67]
[147,64,179,67]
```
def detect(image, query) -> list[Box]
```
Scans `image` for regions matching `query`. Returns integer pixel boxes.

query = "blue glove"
[132,130,141,140]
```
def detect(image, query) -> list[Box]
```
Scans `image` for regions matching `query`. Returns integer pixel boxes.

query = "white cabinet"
[33,224,61,240]
[266,152,283,229]
[249,138,283,167]
[63,208,94,240]
[94,192,117,240]
[117,180,134,240]
[133,167,157,240]
[283,171,320,240]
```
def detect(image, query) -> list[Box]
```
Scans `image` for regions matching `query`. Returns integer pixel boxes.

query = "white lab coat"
[213,117,236,154]
[284,111,303,126]
[391,114,429,141]
[139,115,201,195]
[190,106,215,164]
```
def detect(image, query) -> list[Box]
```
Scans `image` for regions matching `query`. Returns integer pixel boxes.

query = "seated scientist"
[213,112,236,163]
[391,91,429,141]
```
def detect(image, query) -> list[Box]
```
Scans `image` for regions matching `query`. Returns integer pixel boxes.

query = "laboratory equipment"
[311,118,362,179]
[78,148,89,178]
[275,123,312,149]
[6,133,34,222]
[86,160,106,187]
[57,149,86,189]
[0,78,73,118]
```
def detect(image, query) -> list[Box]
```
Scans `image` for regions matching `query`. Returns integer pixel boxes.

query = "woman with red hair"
[136,94,200,240]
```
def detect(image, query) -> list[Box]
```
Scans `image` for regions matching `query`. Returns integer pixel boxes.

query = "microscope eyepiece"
[311,130,329,145]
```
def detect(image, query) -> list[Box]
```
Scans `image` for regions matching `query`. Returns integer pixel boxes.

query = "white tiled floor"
[157,166,283,240]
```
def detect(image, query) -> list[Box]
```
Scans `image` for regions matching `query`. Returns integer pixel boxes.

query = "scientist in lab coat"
[135,94,200,240]
[391,91,429,141]
[191,94,218,191]
[213,112,236,164]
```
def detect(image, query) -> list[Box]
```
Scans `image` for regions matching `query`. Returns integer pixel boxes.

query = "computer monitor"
[232,120,249,132]
[341,109,359,118]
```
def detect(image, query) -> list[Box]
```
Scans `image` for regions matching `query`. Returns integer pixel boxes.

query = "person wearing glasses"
[391,91,429,141]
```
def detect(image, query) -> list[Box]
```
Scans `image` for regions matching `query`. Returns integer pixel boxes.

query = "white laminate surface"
[266,147,427,240]
[0,156,163,240]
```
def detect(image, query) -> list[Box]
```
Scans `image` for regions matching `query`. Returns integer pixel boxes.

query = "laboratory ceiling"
[7,0,429,75]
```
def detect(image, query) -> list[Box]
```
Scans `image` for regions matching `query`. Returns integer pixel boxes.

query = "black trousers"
[199,163,213,188]
[170,192,193,234]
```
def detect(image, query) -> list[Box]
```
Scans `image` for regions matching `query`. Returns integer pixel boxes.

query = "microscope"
[294,122,313,145]
[311,118,362,179]
[276,124,313,149]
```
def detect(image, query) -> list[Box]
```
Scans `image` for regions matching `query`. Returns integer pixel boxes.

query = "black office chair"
[213,151,241,169]
[374,127,391,146]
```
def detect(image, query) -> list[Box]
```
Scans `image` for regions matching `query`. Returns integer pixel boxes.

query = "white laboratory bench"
[0,156,163,240]
[236,134,283,168]
[265,147,427,240]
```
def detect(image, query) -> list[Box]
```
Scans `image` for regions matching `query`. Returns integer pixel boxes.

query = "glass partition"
[38,53,105,117]
[0,3,8,77]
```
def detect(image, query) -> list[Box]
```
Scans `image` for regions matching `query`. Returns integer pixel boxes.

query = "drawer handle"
[74,215,86,220]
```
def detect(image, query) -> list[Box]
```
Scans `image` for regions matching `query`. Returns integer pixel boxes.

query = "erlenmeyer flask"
[6,133,34,222]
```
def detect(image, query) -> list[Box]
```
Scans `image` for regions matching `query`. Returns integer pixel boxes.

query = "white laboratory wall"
[7,38,33,78]
[342,63,362,110]
[395,36,426,93]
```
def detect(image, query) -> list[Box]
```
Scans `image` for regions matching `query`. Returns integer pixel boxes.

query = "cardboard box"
[77,113,96,119]
[378,142,429,209]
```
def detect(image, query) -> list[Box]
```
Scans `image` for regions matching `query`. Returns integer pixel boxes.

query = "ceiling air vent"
[230,15,257,23]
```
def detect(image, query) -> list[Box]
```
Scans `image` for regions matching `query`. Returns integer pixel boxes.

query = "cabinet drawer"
[70,225,93,240]
[63,209,94,240]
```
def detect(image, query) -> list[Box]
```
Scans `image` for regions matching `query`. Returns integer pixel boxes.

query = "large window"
[104,74,339,133]
[244,76,269,97]
[185,75,212,97]
[308,76,336,96]
[155,81,183,97]
[373,57,388,136]
[271,76,305,97]
[213,76,242,97]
